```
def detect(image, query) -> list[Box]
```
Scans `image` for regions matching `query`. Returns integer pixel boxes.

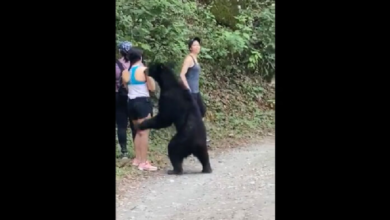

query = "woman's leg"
[116,94,128,158]
[135,115,150,163]
[196,93,207,119]
[129,120,136,141]
[195,93,210,144]
[129,120,137,164]
[133,99,157,171]
[132,119,142,164]
[133,116,156,171]
[128,100,141,165]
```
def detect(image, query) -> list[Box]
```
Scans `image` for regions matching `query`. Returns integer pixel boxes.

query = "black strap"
[189,55,197,64]
[116,60,128,95]
[116,59,124,76]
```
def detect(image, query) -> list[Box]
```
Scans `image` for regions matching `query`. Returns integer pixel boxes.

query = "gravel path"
[116,137,275,220]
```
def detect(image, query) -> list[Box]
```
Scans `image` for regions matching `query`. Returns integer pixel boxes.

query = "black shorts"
[127,97,153,121]
[191,92,206,118]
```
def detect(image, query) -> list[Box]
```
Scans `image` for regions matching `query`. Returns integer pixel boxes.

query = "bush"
[115,0,275,173]
[116,0,274,80]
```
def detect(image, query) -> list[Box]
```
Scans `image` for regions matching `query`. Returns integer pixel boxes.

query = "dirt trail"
[116,137,275,220]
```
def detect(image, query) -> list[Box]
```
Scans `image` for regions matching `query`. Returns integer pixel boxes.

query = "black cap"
[188,37,201,49]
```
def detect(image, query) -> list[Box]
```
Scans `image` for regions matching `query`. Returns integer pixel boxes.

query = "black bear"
[136,62,212,175]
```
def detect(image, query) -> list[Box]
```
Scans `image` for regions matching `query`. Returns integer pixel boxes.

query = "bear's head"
[147,62,178,90]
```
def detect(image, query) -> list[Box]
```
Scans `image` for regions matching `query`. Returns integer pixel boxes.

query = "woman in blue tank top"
[122,48,158,171]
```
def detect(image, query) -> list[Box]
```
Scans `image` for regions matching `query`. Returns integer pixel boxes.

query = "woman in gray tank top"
[179,37,210,144]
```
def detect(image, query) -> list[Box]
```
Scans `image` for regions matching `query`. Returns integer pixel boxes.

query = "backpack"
[116,59,128,97]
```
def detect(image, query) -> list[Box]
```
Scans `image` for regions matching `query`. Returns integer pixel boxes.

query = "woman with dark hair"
[179,37,210,144]
[115,41,136,159]
[122,48,157,171]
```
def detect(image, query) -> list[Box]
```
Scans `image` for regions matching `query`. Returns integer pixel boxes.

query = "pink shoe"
[138,161,158,171]
[132,159,140,166]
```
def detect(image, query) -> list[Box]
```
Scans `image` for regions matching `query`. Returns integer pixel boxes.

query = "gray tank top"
[185,55,201,93]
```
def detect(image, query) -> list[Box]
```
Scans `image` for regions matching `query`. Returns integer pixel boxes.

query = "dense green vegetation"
[116,0,275,177]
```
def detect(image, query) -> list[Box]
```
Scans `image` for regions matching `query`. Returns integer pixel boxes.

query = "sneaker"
[138,161,158,171]
[121,153,129,160]
[132,158,140,166]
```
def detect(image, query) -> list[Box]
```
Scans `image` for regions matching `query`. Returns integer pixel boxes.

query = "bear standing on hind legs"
[135,62,212,175]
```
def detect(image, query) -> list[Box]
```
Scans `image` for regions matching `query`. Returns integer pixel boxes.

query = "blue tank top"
[128,65,145,85]
[127,65,149,99]
[185,55,201,93]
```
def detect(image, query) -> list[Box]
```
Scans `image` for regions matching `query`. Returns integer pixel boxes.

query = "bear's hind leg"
[167,154,184,175]
[193,147,212,173]
[167,141,184,175]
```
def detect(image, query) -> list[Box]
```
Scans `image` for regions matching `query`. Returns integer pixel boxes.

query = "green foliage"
[116,0,275,176]
[116,0,274,80]
[209,0,240,29]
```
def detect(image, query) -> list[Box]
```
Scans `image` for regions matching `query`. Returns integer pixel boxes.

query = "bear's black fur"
[137,62,212,175]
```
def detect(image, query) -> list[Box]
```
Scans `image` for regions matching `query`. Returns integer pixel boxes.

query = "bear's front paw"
[133,123,140,131]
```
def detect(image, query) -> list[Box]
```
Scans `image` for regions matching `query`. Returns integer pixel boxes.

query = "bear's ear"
[166,62,175,69]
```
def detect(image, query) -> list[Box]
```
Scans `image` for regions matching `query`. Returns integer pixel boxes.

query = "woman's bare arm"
[145,75,156,92]
[134,67,156,92]
[179,56,193,90]
[122,69,130,85]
